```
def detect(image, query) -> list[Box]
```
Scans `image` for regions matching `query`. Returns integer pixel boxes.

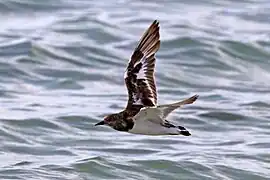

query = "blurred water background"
[0,0,270,179]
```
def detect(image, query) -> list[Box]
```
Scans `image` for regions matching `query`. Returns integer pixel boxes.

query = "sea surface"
[0,0,270,179]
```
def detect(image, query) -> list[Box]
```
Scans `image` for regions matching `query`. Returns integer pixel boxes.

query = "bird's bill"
[95,120,105,126]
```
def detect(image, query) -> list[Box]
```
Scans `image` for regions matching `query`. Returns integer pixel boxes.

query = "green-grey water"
[1,0,270,179]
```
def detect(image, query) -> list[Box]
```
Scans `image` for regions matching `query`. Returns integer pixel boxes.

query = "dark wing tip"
[152,20,159,25]
[190,94,199,103]
[193,94,199,99]
[183,94,199,105]
[135,20,160,56]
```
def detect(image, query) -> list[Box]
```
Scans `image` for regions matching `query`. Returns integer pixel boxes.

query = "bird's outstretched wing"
[133,95,198,127]
[124,20,160,109]
[134,95,198,123]
[157,94,199,118]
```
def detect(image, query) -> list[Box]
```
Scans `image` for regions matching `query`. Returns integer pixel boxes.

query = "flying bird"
[95,20,198,135]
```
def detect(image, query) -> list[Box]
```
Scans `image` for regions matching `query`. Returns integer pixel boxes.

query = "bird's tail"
[157,94,199,118]
[164,120,192,136]
[178,126,191,136]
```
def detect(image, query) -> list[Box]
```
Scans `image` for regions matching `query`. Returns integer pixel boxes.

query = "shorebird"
[95,20,198,135]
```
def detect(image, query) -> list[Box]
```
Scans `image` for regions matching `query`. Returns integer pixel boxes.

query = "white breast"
[129,120,174,135]
[128,107,179,135]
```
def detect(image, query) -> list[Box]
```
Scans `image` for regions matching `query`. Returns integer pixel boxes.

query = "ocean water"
[0,0,270,179]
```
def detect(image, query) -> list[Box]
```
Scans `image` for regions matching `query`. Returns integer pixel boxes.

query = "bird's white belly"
[129,119,178,135]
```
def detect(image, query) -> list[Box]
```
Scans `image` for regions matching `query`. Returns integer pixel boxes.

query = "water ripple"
[1,0,270,179]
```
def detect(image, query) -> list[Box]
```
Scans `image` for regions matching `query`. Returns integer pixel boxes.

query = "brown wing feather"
[125,20,160,109]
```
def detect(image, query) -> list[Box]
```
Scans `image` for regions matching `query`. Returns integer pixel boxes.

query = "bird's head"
[95,115,115,127]
[95,114,132,131]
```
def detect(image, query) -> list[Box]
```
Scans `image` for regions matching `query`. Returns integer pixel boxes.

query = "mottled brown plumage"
[102,105,142,131]
[125,20,160,108]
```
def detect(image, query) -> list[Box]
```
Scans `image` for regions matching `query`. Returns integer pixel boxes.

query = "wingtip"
[194,94,199,99]
[149,20,159,29]
[133,19,161,59]
[191,94,199,103]
[183,94,199,105]
[153,19,159,25]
